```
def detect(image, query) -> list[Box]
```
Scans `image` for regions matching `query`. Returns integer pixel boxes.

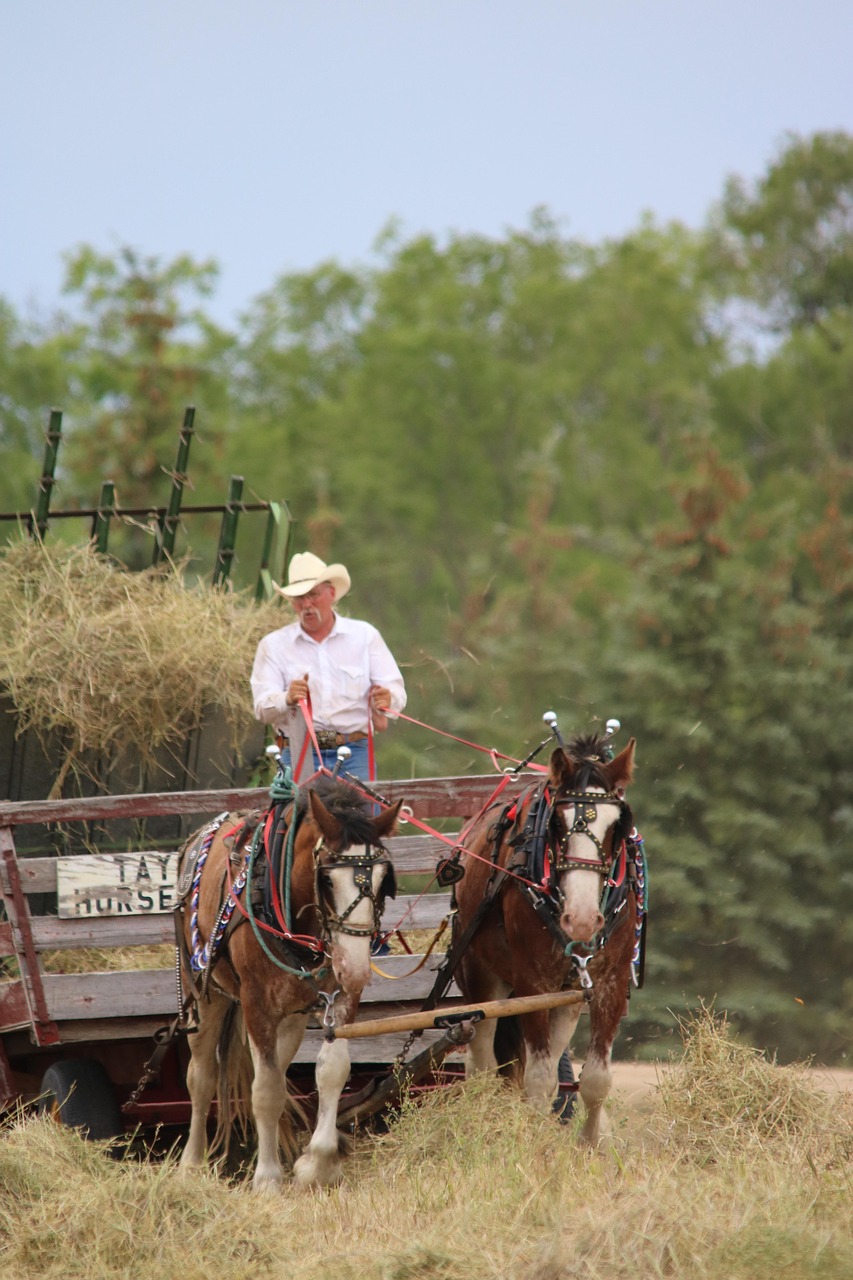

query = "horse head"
[547,734,636,945]
[306,782,402,992]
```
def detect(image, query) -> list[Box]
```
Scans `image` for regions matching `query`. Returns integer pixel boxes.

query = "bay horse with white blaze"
[176,774,401,1190]
[454,733,640,1144]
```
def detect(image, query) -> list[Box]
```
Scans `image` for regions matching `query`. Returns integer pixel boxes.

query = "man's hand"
[286,673,310,707]
[369,685,391,732]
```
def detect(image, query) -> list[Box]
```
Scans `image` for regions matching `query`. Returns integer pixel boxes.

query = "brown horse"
[176,775,401,1190]
[454,733,640,1144]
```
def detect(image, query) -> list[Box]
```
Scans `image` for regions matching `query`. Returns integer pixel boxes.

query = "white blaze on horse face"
[557,790,620,944]
[325,853,385,991]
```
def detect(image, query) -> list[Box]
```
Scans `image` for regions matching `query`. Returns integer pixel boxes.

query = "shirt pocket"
[337,661,368,703]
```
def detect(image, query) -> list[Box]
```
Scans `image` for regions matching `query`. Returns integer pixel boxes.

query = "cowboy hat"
[275,551,351,601]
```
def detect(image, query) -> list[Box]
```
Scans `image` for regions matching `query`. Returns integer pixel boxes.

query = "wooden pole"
[333,989,587,1040]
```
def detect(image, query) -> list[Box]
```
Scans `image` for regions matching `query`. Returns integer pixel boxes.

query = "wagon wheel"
[38,1059,123,1141]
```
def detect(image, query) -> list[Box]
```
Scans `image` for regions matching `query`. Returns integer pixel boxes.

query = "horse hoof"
[293,1151,342,1189]
[251,1171,284,1195]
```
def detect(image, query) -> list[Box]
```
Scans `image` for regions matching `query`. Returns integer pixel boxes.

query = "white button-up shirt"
[250,613,407,736]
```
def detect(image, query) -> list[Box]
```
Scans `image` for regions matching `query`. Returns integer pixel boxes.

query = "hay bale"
[0,539,284,792]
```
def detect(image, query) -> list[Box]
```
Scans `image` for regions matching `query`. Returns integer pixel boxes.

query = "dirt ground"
[607,1061,853,1110]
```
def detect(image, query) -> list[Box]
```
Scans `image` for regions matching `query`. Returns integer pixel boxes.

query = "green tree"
[0,299,69,514]
[714,130,853,333]
[585,451,853,1062]
[58,246,233,565]
[229,214,719,662]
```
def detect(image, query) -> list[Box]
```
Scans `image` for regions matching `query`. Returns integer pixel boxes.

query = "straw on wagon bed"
[0,539,282,795]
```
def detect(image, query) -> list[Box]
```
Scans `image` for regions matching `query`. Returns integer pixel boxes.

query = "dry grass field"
[1,1010,851,1280]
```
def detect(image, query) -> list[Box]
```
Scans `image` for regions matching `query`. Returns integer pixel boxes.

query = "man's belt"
[278,729,369,750]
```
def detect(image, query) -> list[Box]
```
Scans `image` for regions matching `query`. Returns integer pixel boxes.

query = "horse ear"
[308,789,344,846]
[372,799,403,841]
[548,746,571,788]
[606,737,636,791]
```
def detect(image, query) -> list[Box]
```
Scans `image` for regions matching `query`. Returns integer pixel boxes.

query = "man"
[251,551,406,781]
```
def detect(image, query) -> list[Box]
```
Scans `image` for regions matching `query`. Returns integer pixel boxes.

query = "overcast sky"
[3,1,852,328]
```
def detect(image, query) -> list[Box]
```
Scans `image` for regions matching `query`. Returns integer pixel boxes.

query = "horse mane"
[296,777,377,846]
[562,733,612,790]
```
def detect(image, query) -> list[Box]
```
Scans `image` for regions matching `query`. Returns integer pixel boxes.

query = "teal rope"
[269,763,295,806]
[281,808,299,934]
[268,763,300,933]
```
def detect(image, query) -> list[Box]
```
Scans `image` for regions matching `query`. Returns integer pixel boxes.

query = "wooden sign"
[57,853,179,919]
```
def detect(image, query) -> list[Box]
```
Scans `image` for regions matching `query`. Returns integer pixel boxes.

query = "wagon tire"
[38,1059,123,1141]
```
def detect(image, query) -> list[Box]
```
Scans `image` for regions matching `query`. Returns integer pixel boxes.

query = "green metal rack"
[1,407,291,599]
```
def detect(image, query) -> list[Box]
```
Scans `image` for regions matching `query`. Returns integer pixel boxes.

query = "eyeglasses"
[294,583,333,604]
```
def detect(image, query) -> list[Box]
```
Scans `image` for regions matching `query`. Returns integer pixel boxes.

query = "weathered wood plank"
[4,835,460,900]
[43,970,175,1021]
[0,774,527,828]
[36,954,457,1022]
[25,916,176,950]
[10,892,452,953]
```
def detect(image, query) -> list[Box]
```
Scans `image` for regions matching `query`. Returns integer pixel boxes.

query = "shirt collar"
[295,611,341,645]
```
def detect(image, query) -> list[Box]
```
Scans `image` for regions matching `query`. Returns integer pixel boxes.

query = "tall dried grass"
[0,1009,851,1280]
[0,539,282,790]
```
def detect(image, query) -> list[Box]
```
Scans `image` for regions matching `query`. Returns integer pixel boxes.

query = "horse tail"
[210,1004,255,1159]
[210,1004,309,1166]
[278,1086,309,1165]
[493,1014,526,1084]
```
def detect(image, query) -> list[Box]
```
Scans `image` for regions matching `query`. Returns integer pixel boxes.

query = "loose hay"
[1,1022,852,1280]
[654,1004,853,1168]
[0,539,283,792]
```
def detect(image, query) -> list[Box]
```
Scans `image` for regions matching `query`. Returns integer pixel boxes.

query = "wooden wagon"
[0,772,549,1137]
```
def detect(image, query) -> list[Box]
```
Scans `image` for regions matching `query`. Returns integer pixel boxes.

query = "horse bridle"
[551,789,626,876]
[312,837,396,939]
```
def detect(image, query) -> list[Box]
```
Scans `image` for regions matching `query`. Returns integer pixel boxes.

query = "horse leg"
[577,1045,613,1145]
[179,990,231,1171]
[457,954,510,1078]
[551,1001,582,1054]
[465,1015,502,1077]
[248,1014,307,1193]
[577,920,635,1144]
[517,1008,560,1109]
[577,991,629,1145]
[293,1035,352,1188]
[549,1004,582,1122]
[517,998,584,1110]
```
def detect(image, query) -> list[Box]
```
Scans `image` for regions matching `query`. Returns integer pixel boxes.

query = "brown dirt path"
[608,1061,853,1109]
